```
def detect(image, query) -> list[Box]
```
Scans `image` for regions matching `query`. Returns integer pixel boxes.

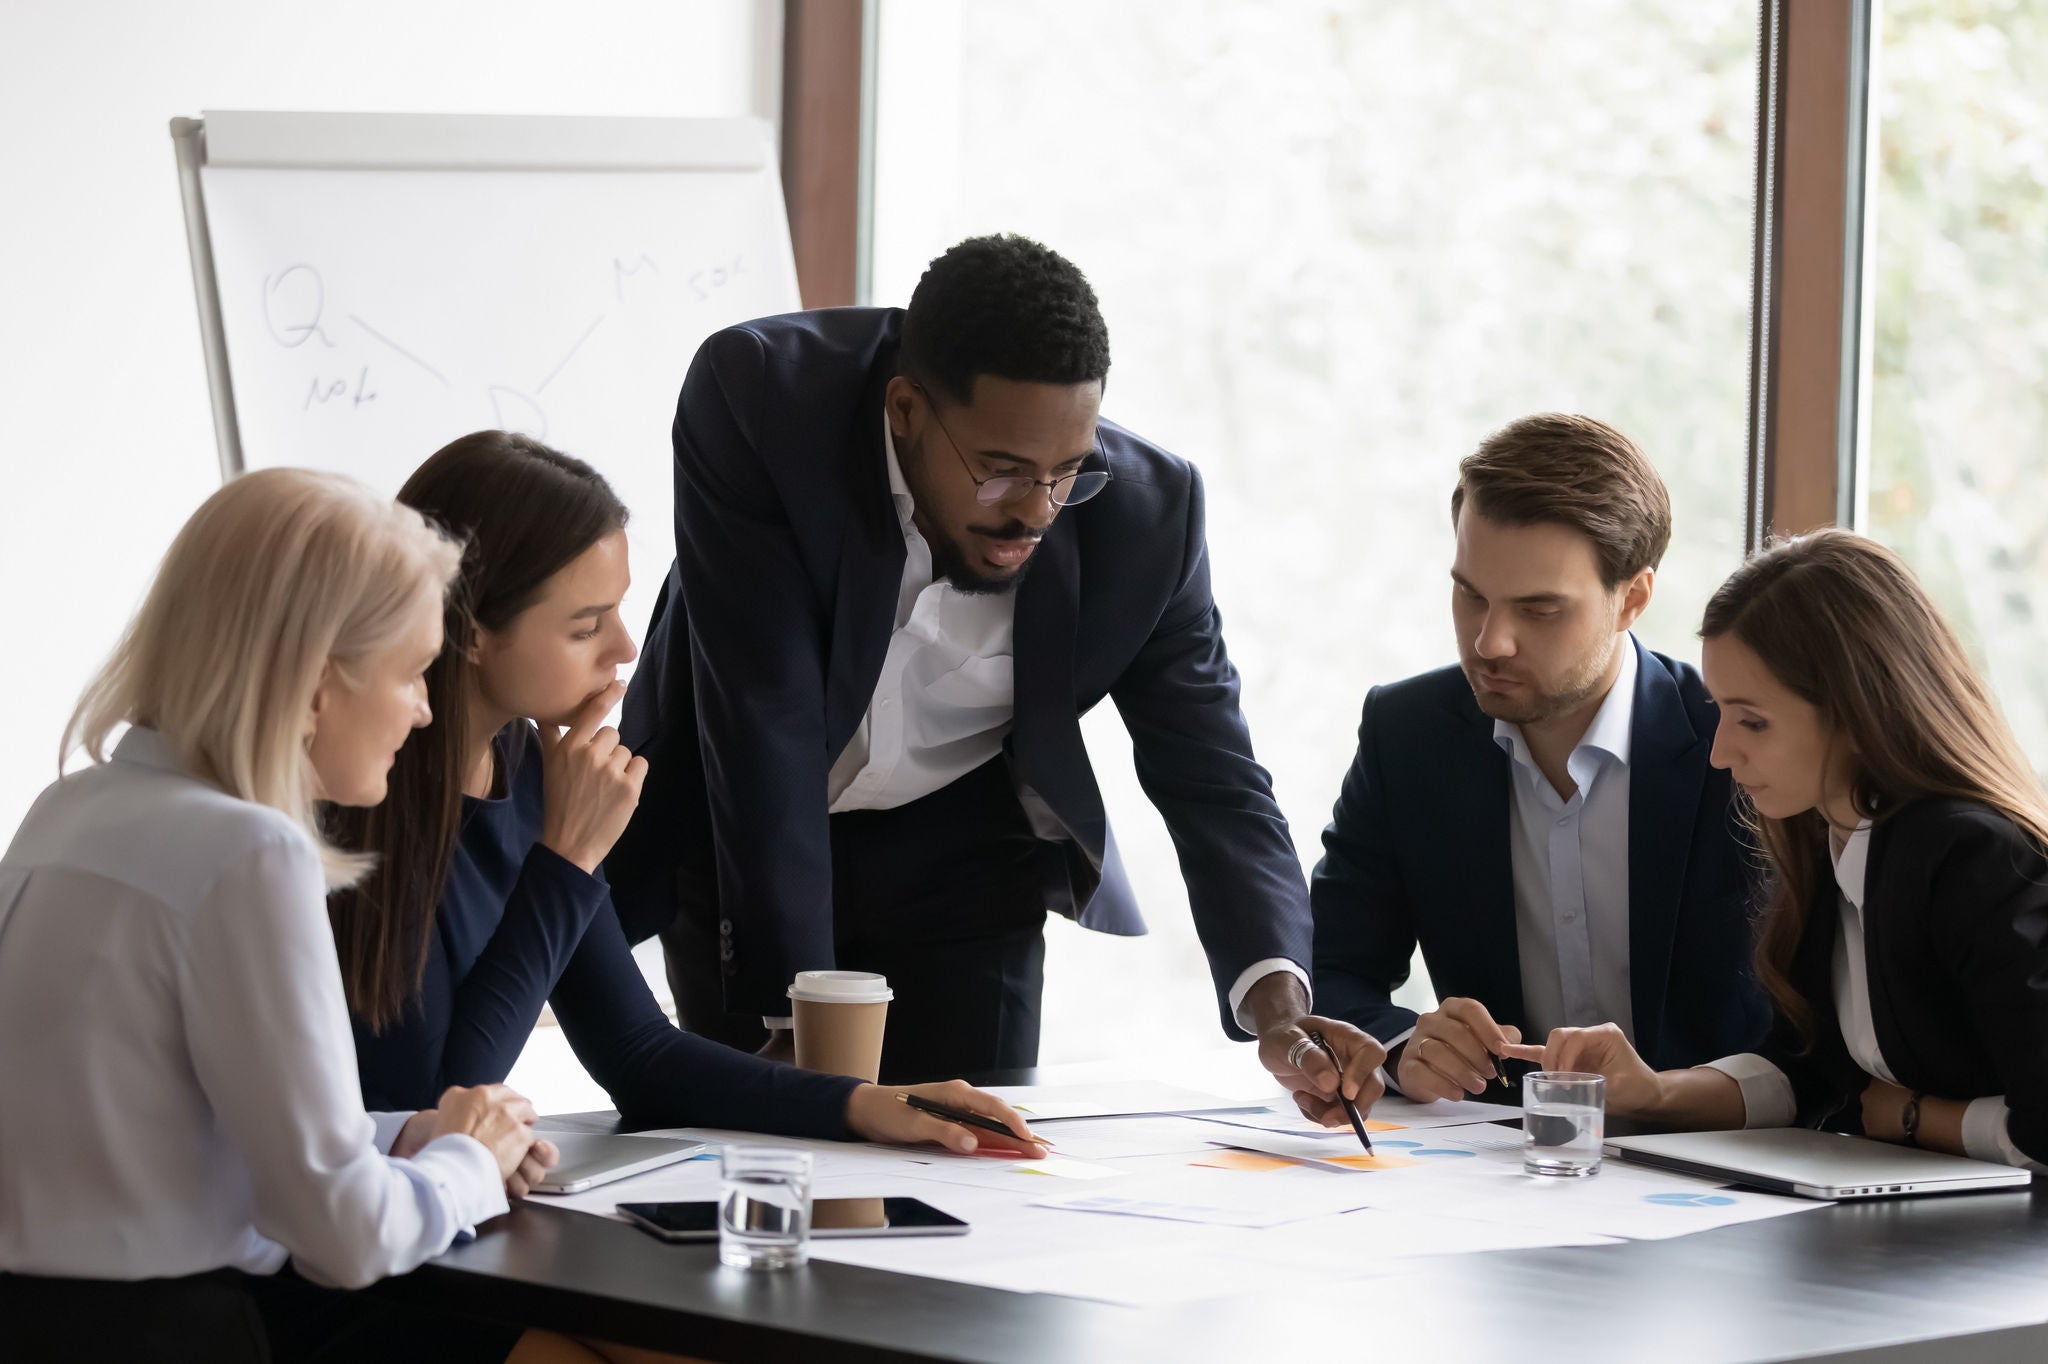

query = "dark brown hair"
[326,431,628,1030]
[1450,414,1672,589]
[1700,528,2048,1040]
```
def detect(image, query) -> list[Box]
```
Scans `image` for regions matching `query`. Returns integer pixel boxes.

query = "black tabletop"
[376,1078,2048,1363]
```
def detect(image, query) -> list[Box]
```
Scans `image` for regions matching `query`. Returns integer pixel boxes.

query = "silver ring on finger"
[1286,1036,1315,1071]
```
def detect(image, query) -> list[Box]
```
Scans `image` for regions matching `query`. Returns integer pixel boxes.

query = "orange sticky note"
[1325,1154,1422,1171]
[1191,1150,1295,1173]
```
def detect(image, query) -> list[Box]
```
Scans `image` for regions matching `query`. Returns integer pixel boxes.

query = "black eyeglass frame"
[908,381,1113,509]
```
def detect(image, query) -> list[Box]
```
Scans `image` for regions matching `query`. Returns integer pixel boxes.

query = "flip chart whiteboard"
[173,110,803,649]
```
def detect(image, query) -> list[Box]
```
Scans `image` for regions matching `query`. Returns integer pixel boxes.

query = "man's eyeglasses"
[911,382,1112,508]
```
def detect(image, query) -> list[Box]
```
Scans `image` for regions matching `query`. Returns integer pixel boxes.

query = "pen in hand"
[896,1093,1052,1150]
[1308,1029,1374,1155]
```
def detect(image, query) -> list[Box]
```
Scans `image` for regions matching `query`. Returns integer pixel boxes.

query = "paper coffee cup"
[788,971,892,1083]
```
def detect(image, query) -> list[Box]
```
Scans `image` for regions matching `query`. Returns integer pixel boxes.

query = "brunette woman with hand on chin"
[0,470,555,1363]
[1502,529,2048,1171]
[329,431,1044,1177]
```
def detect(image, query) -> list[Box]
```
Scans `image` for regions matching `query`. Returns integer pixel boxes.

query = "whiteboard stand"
[170,116,244,481]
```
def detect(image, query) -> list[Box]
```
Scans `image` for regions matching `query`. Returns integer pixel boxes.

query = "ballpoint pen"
[897,1092,1052,1148]
[1307,1029,1375,1155]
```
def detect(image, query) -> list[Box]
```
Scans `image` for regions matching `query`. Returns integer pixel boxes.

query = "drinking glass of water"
[1522,1072,1606,1177]
[719,1145,813,1269]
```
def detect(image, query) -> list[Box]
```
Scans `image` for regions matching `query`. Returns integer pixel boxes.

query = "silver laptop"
[529,1133,709,1195]
[1604,1127,2032,1200]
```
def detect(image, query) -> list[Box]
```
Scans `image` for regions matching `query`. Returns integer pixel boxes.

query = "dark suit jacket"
[1760,798,2048,1165]
[1310,640,1771,1071]
[609,307,1310,1031]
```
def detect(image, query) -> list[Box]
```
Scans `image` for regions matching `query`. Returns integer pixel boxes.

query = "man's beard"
[930,519,1041,595]
[1464,645,1616,727]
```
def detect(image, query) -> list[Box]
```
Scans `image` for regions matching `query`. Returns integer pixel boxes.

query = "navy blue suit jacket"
[1310,639,1770,1070]
[609,307,1310,1032]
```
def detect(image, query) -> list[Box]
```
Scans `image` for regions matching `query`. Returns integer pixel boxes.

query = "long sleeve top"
[351,723,860,1137]
[0,729,505,1289]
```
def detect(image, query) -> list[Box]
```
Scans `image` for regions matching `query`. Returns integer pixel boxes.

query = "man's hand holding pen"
[1392,997,1523,1102]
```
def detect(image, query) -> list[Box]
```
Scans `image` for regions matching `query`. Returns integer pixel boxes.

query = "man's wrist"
[1242,970,1311,1034]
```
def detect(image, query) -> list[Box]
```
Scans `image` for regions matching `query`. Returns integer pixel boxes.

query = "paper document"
[985,1081,1262,1121]
[1029,1164,1383,1228]
[809,1193,1391,1307]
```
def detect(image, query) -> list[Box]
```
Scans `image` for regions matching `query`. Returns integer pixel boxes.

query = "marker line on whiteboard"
[350,314,450,387]
[536,314,606,393]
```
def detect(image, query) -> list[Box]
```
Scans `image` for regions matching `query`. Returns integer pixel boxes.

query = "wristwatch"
[1901,1090,1924,1147]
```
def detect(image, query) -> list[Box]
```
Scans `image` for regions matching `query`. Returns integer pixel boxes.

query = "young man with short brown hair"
[1312,413,1768,1107]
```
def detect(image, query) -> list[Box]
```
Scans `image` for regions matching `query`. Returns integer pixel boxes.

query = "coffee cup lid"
[787,970,893,1004]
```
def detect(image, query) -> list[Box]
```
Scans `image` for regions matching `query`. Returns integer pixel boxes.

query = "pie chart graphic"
[1643,1192,1738,1207]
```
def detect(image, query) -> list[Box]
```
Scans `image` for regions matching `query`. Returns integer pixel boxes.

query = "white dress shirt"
[1380,642,1637,1093]
[825,415,1019,814]
[782,417,1306,1030]
[1496,639,1638,1043]
[1705,821,2046,1172]
[0,729,507,1287]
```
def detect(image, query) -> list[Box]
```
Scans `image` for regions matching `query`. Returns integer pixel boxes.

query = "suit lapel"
[1447,688,1524,1027]
[824,361,908,759]
[1012,514,1105,853]
[1626,641,1710,1063]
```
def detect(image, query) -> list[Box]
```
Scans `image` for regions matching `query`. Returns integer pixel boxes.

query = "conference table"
[376,1071,2048,1363]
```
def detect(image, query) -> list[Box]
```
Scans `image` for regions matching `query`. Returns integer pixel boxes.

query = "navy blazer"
[609,307,1310,1031]
[1310,639,1770,1070]
[1759,799,2048,1164]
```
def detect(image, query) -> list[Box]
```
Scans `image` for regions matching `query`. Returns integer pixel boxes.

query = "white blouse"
[0,729,507,1287]
[1705,821,2046,1172]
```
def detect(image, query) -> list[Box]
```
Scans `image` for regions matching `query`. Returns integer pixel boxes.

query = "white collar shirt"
[0,729,506,1285]
[1494,638,1640,1042]
[806,414,1308,1034]
[826,414,1019,813]
[1707,817,2044,1171]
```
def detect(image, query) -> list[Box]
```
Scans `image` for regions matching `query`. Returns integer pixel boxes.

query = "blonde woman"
[0,470,548,1362]
[1506,529,2048,1171]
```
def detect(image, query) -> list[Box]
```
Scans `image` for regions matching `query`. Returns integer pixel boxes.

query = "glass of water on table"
[719,1146,813,1269]
[1522,1072,1606,1177]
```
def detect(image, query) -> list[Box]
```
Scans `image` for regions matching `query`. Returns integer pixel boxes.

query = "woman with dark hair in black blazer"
[1505,528,2048,1170]
[325,432,1044,1175]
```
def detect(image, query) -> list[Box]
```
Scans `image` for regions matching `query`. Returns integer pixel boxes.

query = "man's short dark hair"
[1451,413,1673,590]
[899,234,1111,403]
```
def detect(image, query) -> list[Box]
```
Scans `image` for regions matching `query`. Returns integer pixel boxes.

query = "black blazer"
[609,307,1310,1029]
[1310,640,1771,1070]
[1760,798,2048,1164]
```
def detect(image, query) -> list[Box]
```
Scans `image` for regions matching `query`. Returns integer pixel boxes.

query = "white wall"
[0,0,772,838]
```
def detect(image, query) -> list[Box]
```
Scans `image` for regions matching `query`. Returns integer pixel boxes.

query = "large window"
[873,0,1760,1063]
[1867,0,2048,769]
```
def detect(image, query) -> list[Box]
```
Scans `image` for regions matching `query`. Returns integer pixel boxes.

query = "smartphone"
[618,1197,969,1242]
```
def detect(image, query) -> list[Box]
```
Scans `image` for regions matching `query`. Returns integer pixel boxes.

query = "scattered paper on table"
[1011,1157,1122,1180]
[1029,1192,1309,1229]
[986,1081,1262,1121]
[1191,1150,1296,1172]
[1324,1153,1424,1171]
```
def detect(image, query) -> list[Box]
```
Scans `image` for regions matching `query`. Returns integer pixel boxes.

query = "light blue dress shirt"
[1494,638,1639,1043]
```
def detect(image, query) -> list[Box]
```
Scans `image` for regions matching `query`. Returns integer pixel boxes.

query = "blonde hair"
[64,468,463,886]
